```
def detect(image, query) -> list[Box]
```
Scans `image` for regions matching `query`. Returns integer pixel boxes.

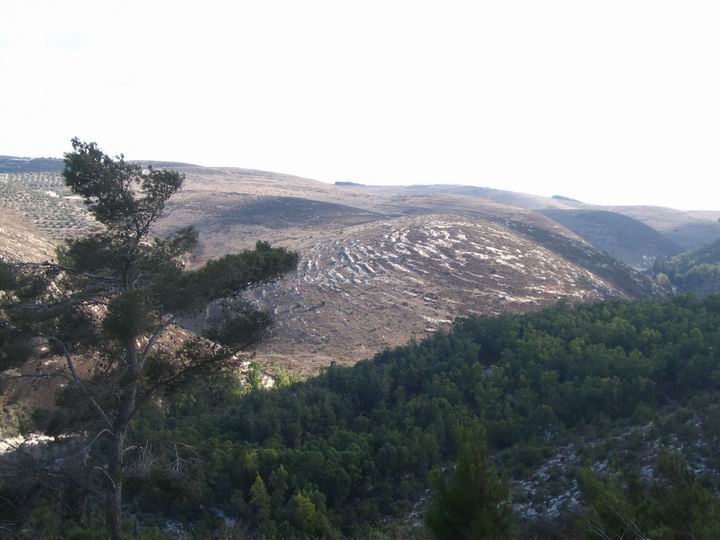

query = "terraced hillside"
[238,215,643,374]
[146,167,661,374]
[0,173,97,240]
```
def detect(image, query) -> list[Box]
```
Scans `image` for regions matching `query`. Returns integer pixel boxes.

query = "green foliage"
[579,453,720,539]
[274,366,298,387]
[63,138,184,230]
[251,474,277,538]
[191,240,299,302]
[290,489,338,539]
[56,235,115,273]
[203,302,272,348]
[246,361,264,390]
[0,140,298,539]
[103,291,156,342]
[425,421,513,539]
[653,239,720,295]
[0,259,16,291]
[127,296,720,537]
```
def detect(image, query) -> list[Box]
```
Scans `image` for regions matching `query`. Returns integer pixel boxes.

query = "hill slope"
[154,167,663,373]
[0,209,55,262]
[237,215,634,374]
[541,208,683,269]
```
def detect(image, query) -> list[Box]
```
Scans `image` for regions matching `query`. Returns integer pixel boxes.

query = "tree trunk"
[109,389,137,540]
[110,339,140,540]
[110,425,126,540]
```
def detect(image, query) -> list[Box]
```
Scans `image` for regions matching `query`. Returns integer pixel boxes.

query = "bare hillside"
[540,209,683,269]
[0,209,55,262]
[153,167,663,374]
[238,215,640,374]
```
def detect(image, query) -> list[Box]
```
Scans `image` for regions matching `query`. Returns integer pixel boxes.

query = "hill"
[605,205,720,251]
[153,166,663,373]
[0,156,63,173]
[2,157,720,538]
[540,209,683,269]
[0,209,55,262]
[376,184,720,267]
[4,154,719,268]
[0,161,664,374]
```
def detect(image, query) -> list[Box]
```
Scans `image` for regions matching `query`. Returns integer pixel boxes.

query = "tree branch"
[14,261,119,284]
[0,372,72,384]
[137,317,175,371]
[129,341,247,420]
[47,336,115,433]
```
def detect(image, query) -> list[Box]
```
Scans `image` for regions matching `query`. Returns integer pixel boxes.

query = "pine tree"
[0,139,297,539]
[251,474,277,538]
[425,421,514,539]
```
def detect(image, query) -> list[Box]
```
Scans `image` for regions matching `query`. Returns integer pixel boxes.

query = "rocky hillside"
[152,167,662,374]
[239,214,651,375]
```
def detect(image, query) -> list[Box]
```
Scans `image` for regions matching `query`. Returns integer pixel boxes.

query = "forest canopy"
[16,294,715,538]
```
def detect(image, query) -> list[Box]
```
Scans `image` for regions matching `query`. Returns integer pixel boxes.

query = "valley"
[2,155,720,539]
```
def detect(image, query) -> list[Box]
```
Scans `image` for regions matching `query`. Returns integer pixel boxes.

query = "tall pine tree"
[1,139,297,539]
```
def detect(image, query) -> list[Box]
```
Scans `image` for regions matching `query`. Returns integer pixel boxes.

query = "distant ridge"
[3,153,720,268]
[131,160,200,168]
[335,181,366,186]
[552,194,582,203]
[0,155,198,173]
[0,156,63,173]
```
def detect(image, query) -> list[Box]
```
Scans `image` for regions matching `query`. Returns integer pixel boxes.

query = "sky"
[1,1,719,210]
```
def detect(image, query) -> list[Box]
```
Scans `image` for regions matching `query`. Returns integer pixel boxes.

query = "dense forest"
[6,295,720,538]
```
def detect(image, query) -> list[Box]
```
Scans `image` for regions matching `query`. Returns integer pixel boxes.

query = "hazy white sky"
[1,1,719,209]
